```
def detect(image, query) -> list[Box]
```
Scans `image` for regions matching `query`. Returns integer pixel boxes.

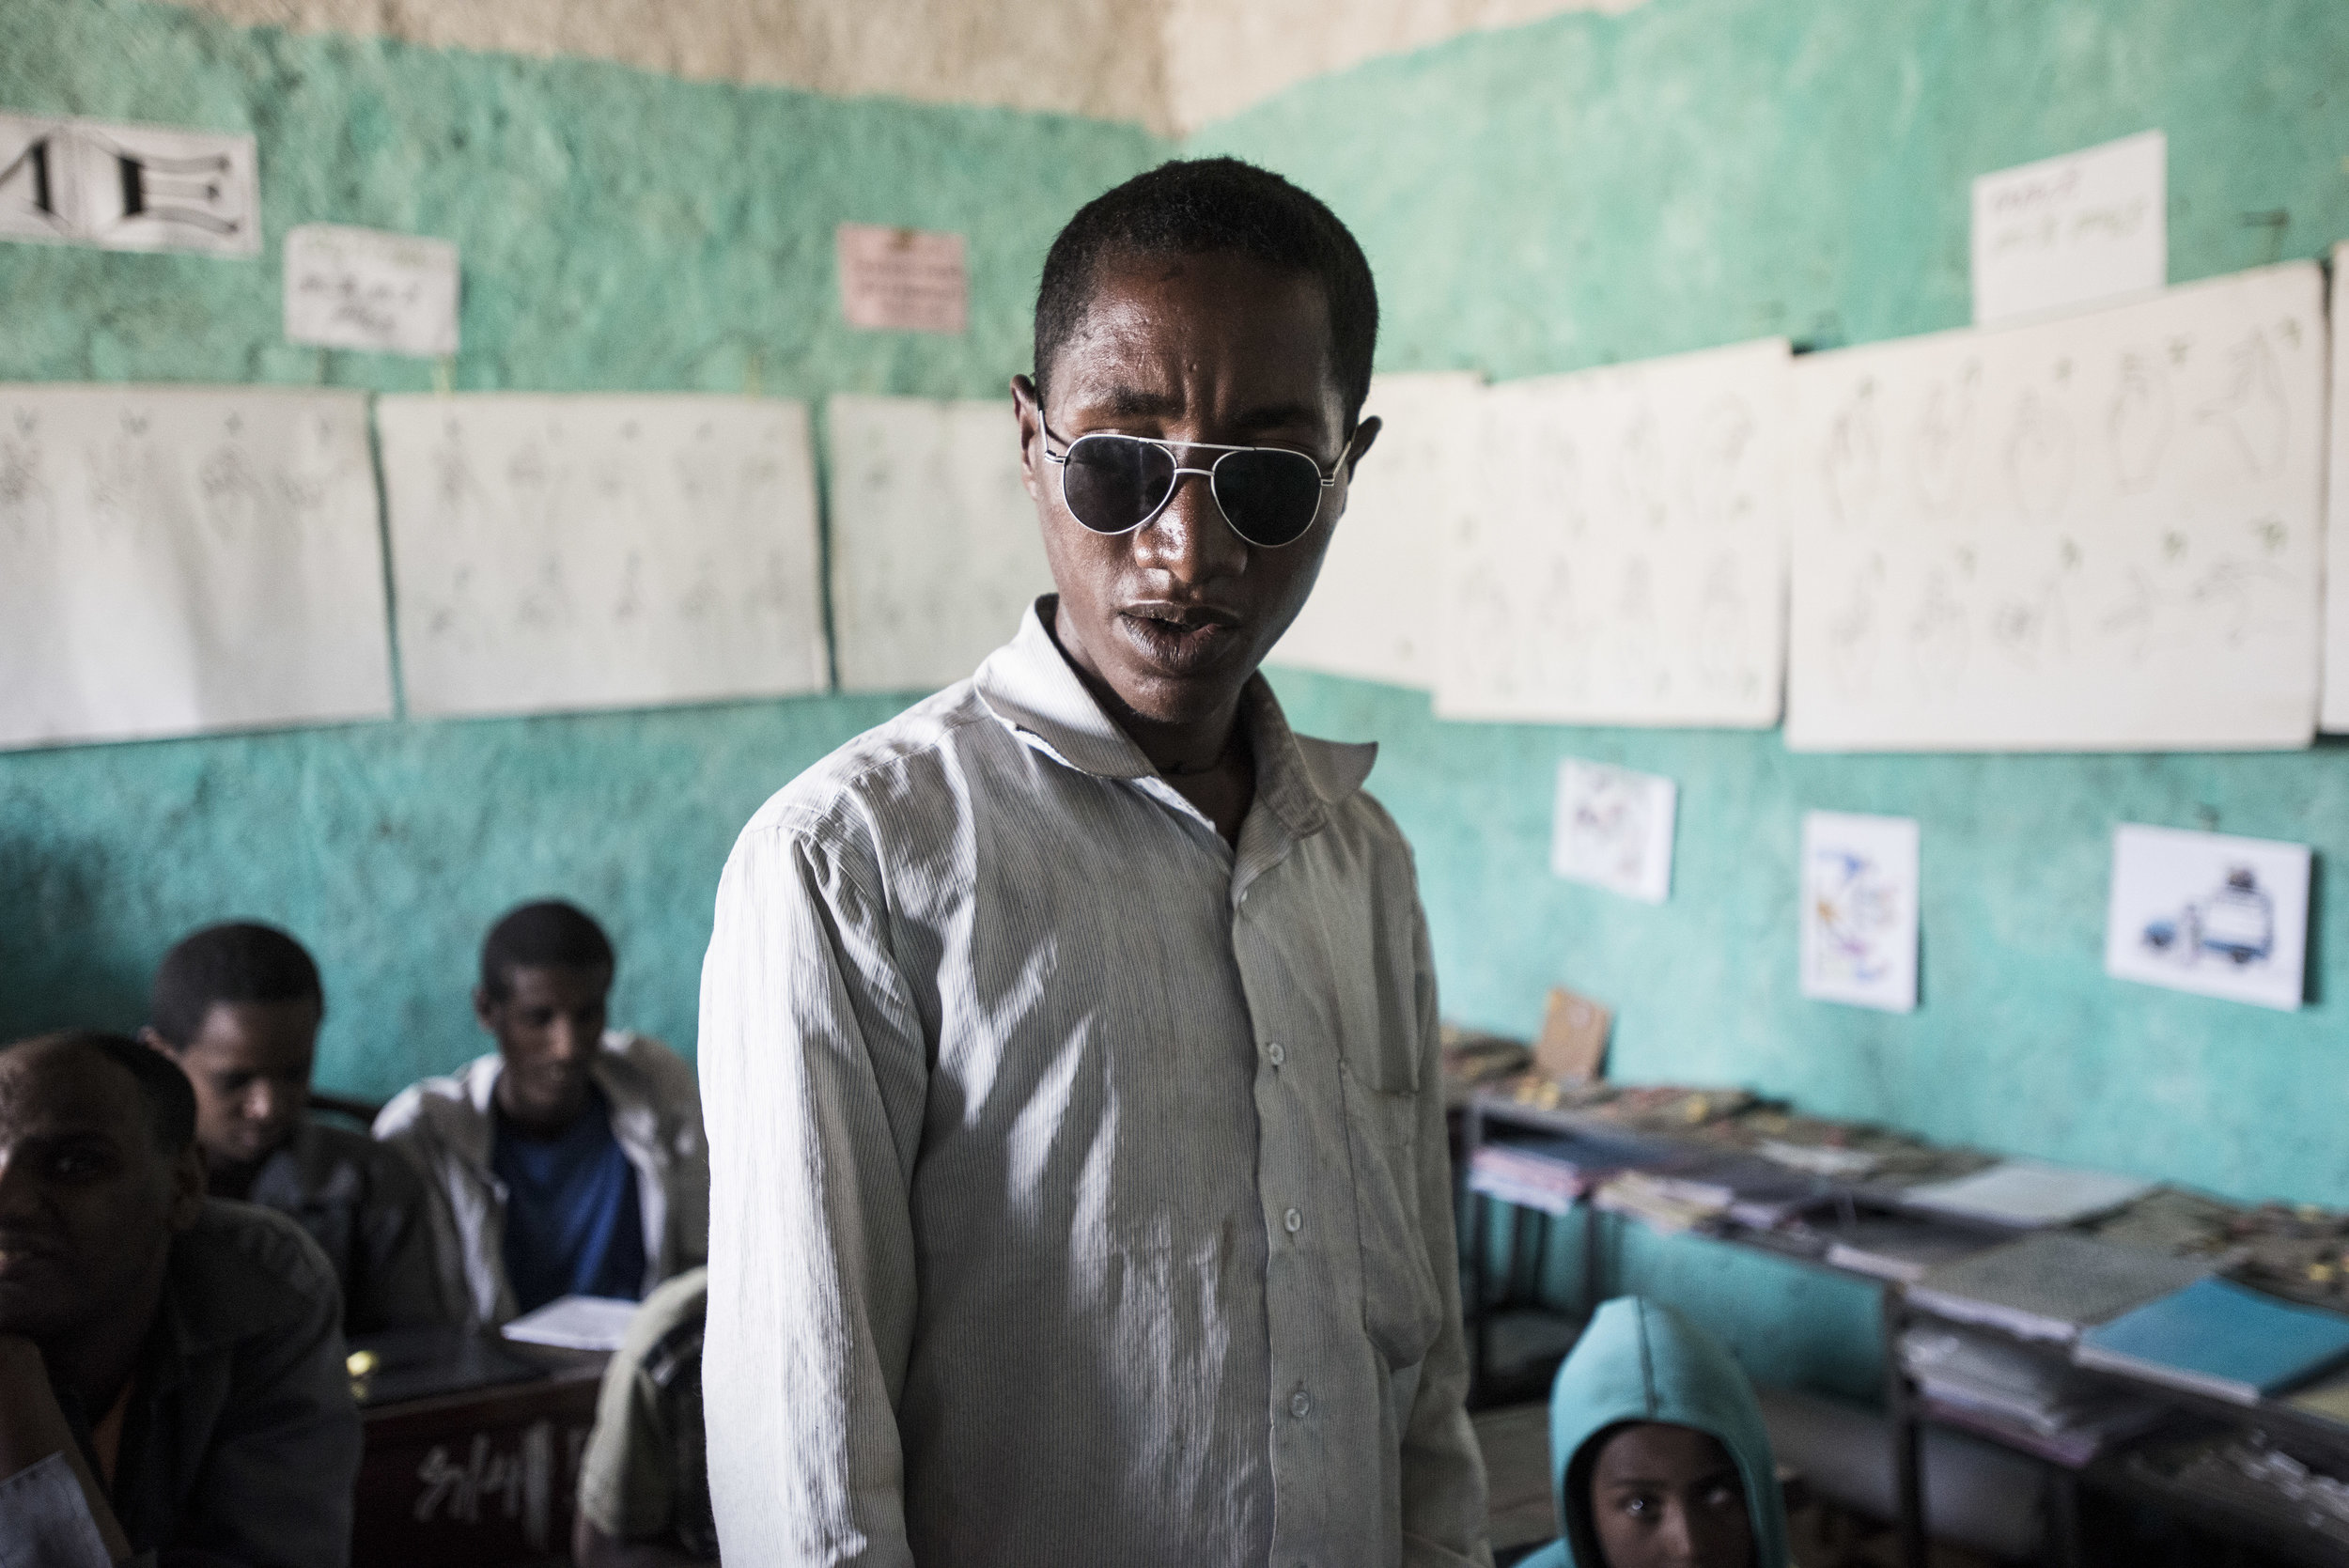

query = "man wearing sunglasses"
[701,158,1490,1568]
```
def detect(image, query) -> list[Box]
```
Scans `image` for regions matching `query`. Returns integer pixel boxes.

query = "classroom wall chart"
[376,394,825,718]
[0,383,393,750]
[1268,370,1484,691]
[1785,261,2326,752]
[824,394,1052,694]
[1437,337,1791,727]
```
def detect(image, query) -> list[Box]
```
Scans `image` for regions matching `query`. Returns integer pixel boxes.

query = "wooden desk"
[354,1343,608,1568]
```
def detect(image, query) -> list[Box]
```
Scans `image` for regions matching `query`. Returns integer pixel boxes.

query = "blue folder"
[2074,1278,2349,1405]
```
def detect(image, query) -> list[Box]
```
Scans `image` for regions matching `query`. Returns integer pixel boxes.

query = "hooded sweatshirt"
[1518,1296,1791,1568]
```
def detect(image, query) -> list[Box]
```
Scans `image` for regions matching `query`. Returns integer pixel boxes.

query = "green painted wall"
[0,0,1163,1097]
[1198,0,2349,1389]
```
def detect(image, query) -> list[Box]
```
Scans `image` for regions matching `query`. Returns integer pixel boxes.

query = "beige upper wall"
[158,0,1648,132]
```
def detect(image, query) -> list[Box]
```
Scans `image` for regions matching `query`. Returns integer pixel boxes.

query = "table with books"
[1458,1073,2349,1568]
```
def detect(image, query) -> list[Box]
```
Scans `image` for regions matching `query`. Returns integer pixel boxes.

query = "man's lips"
[0,1234,65,1272]
[1116,605,1244,673]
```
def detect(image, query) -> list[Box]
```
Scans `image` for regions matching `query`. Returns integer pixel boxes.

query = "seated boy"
[375,900,708,1328]
[1520,1296,1791,1568]
[141,921,446,1332]
[573,1266,718,1565]
[0,1030,361,1566]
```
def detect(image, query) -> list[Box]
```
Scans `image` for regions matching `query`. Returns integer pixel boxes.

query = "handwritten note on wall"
[1786,261,2324,753]
[1438,338,1791,727]
[377,395,825,719]
[0,383,392,749]
[284,224,460,357]
[836,224,968,334]
[1972,132,2166,327]
[825,395,1050,692]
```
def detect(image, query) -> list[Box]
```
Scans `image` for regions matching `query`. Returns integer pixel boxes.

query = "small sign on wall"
[0,112,259,256]
[1799,811,1921,1014]
[836,223,968,334]
[284,224,460,357]
[1970,130,2165,326]
[1551,759,1677,904]
[2105,824,2310,1011]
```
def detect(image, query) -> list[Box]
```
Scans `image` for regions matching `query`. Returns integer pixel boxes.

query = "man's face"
[1013,249,1377,729]
[0,1041,201,1344]
[477,965,609,1132]
[1587,1421,1754,1568]
[148,999,319,1169]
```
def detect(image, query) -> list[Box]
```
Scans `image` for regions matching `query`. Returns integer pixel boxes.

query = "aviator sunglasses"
[1040,418,1359,549]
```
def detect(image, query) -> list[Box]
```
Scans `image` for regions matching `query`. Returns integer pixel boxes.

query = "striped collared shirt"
[699,599,1489,1568]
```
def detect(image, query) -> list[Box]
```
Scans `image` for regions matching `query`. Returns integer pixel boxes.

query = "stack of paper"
[1903,1325,2167,1467]
[1902,1159,2155,1229]
[1595,1172,1728,1234]
[1815,1213,2002,1285]
[499,1295,641,1352]
[1635,1151,1839,1231]
[1468,1130,1663,1216]
[1908,1232,2210,1343]
[2075,1278,2349,1405]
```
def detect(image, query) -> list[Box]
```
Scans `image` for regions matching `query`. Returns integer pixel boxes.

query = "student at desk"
[141,922,446,1332]
[0,1031,360,1567]
[375,900,708,1328]
[574,1266,718,1566]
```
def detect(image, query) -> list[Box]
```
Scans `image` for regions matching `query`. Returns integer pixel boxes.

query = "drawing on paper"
[1786,261,2325,751]
[1270,371,1484,690]
[1438,337,1791,727]
[376,395,824,719]
[825,394,1052,693]
[2105,823,2309,1011]
[0,384,392,751]
[1551,759,1677,905]
[1799,810,1920,1013]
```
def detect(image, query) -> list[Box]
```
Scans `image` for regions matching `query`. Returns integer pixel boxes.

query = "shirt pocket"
[1337,1056,1445,1374]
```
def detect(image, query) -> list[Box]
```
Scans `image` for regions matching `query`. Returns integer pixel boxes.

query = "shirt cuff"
[0,1452,115,1568]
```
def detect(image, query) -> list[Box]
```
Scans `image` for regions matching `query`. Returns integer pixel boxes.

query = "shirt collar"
[973,596,1377,840]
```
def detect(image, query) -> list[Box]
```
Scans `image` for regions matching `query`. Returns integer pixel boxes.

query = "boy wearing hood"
[1521,1296,1791,1568]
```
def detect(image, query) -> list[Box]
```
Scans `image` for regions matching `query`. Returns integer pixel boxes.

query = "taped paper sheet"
[1787,262,2325,752]
[1551,758,1676,904]
[0,383,392,750]
[825,395,1051,692]
[2326,244,2349,731]
[377,395,824,718]
[2105,823,2310,1012]
[1438,338,1791,726]
[1799,810,1920,1014]
[284,224,460,357]
[1268,371,1482,690]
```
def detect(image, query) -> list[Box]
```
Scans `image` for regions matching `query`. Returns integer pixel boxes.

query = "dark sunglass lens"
[1062,436,1174,535]
[1213,449,1325,547]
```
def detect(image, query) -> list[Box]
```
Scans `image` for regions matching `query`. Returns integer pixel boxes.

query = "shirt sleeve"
[182,1241,363,1568]
[0,1452,114,1568]
[576,1332,675,1540]
[699,818,929,1568]
[1399,893,1497,1568]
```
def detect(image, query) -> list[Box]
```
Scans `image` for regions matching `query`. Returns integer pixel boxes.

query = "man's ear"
[472,985,498,1035]
[167,1140,205,1231]
[1010,375,1047,502]
[1343,414,1380,480]
[136,1026,180,1062]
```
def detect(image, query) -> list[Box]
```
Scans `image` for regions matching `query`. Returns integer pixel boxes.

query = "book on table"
[2074,1277,2349,1405]
[1907,1231,2209,1343]
[1901,1159,2155,1229]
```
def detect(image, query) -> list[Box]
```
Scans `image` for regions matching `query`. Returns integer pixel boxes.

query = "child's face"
[1588,1421,1753,1568]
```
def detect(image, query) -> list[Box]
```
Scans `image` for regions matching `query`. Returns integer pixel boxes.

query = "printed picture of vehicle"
[2141,866,2274,968]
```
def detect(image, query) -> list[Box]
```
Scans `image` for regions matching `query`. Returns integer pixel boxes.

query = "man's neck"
[1046,604,1256,844]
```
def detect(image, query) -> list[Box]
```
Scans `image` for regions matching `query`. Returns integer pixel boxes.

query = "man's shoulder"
[616,1265,709,1371]
[372,1056,495,1145]
[597,1032,700,1111]
[286,1117,428,1199]
[172,1200,343,1346]
[745,680,1002,834]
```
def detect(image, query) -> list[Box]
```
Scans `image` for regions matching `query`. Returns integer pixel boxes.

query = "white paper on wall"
[284,224,460,357]
[1799,810,1920,1014]
[1268,370,1483,690]
[1971,131,2167,327]
[0,113,261,256]
[1436,338,1791,727]
[377,395,825,718]
[2104,823,2309,1012]
[0,383,392,749]
[2324,243,2349,732]
[824,394,1051,693]
[1550,758,1677,904]
[1786,262,2326,753]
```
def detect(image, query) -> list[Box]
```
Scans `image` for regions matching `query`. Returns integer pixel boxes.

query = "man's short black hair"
[148,922,324,1049]
[1033,157,1378,426]
[480,900,615,1001]
[1,1030,198,1155]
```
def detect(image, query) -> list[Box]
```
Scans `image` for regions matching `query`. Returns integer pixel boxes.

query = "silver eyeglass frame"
[1038,418,1360,548]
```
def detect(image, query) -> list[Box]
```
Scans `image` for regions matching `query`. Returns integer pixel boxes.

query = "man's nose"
[1134,468,1246,585]
[549,1016,592,1059]
[1657,1503,1697,1565]
[246,1079,287,1123]
[0,1152,42,1219]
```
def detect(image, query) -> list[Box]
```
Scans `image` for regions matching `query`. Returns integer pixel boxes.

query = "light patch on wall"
[155,0,1651,132]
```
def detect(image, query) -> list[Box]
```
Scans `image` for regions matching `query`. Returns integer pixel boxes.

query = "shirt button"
[1266,1041,1286,1067]
[1290,1390,1312,1419]
[1283,1206,1302,1234]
